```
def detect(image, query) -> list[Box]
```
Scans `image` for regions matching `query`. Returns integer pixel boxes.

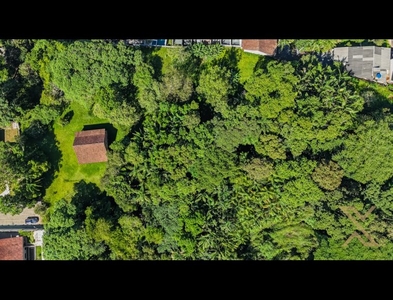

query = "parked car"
[25,216,39,224]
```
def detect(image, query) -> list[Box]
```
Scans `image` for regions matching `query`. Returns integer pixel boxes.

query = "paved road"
[0,207,42,226]
[0,225,44,231]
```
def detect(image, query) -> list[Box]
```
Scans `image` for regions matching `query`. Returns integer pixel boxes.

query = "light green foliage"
[333,117,393,184]
[25,39,65,89]
[280,176,325,207]
[269,223,318,259]
[196,65,232,118]
[314,238,393,260]
[49,40,136,105]
[255,134,287,160]
[312,160,344,191]
[279,39,339,53]
[244,60,298,119]
[133,57,161,114]
[23,104,60,125]
[242,158,274,181]
[107,215,146,260]
[213,117,261,152]
[188,43,224,62]
[159,66,193,102]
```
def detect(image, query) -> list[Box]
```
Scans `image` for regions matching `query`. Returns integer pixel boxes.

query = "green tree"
[333,116,393,184]
[312,160,344,191]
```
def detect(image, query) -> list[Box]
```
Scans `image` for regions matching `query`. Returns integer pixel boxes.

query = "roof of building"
[73,129,108,164]
[0,236,24,260]
[241,39,278,56]
[332,46,392,83]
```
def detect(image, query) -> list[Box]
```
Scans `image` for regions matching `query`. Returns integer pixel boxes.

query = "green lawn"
[238,51,260,83]
[44,101,127,205]
[36,246,42,260]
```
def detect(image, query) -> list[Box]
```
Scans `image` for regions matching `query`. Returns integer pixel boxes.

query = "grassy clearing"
[154,46,182,75]
[44,101,127,205]
[238,51,260,83]
[36,245,42,260]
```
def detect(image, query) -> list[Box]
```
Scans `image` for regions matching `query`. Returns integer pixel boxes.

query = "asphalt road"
[0,225,44,231]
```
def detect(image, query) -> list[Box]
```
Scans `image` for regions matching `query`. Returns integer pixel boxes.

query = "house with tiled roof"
[0,236,25,260]
[73,129,108,164]
[331,46,393,84]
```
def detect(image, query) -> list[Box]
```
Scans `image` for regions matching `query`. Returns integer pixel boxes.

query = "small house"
[73,129,108,164]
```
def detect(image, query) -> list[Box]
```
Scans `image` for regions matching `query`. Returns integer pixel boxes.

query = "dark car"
[25,216,39,224]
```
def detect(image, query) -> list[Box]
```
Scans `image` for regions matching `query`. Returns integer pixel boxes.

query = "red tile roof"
[241,39,278,56]
[73,129,108,164]
[0,237,24,260]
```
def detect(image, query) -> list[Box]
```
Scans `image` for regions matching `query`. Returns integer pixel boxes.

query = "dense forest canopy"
[1,39,393,260]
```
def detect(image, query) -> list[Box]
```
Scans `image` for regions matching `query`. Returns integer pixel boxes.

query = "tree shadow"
[22,121,62,202]
[139,46,164,80]
[70,180,122,227]
[218,47,242,72]
[253,55,276,72]
[60,110,74,126]
[198,102,215,123]
[275,44,299,62]
[83,123,117,148]
[359,82,393,116]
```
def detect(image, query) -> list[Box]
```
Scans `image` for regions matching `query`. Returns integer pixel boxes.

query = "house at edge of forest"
[73,128,108,164]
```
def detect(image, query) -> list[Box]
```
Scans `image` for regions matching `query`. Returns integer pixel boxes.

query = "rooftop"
[0,236,24,260]
[73,129,108,164]
[332,46,392,83]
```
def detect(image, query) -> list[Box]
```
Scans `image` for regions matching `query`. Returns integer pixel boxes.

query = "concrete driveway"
[0,207,42,225]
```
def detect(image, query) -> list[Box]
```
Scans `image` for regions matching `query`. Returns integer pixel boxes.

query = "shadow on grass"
[59,110,74,126]
[359,82,393,116]
[83,123,117,148]
[40,124,63,201]
[253,55,276,72]
[217,47,242,71]
[139,46,164,80]
[70,180,122,227]
[19,121,63,204]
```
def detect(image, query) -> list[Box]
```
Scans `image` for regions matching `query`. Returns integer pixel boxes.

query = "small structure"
[73,129,108,164]
[331,46,393,84]
[0,183,10,197]
[0,121,20,143]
